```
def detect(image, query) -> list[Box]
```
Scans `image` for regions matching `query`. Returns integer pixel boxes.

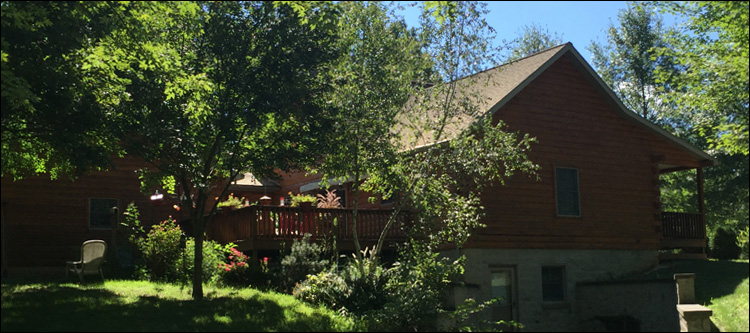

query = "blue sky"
[396,1,658,64]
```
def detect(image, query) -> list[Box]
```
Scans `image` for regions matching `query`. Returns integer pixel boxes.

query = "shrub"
[293,254,389,317]
[737,226,749,259]
[710,226,741,259]
[277,233,330,292]
[294,268,350,312]
[215,247,272,289]
[176,238,228,284]
[137,217,184,281]
[292,248,503,332]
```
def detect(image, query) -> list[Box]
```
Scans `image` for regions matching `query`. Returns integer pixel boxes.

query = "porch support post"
[2,201,8,277]
[696,167,706,253]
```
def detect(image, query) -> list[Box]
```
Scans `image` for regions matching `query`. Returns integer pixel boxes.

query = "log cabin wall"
[1,156,177,268]
[470,54,703,251]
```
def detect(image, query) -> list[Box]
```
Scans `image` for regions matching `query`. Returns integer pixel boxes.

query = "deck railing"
[661,212,705,239]
[206,205,407,244]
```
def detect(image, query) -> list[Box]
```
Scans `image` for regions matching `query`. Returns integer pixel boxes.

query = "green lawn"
[635,259,749,332]
[1,279,358,332]
[3,260,747,332]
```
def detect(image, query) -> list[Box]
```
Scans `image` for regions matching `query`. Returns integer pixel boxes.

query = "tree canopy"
[653,1,749,156]
[589,1,749,249]
[507,23,563,61]
[1,2,125,179]
[70,1,341,299]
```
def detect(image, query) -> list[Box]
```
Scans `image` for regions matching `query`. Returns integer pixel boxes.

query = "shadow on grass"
[1,281,346,332]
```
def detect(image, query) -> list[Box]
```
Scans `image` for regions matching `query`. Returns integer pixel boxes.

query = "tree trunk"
[192,214,205,300]
[351,170,363,263]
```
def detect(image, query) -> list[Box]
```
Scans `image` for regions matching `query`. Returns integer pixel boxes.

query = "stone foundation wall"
[447,248,659,331]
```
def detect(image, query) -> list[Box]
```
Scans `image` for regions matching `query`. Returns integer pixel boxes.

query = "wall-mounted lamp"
[150,190,164,206]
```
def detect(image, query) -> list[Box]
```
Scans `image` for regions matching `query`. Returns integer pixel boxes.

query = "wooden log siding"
[206,206,406,245]
[661,212,705,239]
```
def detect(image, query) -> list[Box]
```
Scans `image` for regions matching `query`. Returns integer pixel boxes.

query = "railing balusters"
[661,212,704,239]
[206,205,408,246]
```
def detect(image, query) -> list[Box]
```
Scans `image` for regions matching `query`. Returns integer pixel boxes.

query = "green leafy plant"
[710,226,741,259]
[289,192,317,207]
[176,238,227,284]
[293,248,477,331]
[276,233,330,292]
[217,193,245,209]
[136,217,184,281]
[737,226,749,259]
[121,202,146,243]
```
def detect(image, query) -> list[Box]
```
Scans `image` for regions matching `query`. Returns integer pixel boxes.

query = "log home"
[1,43,715,331]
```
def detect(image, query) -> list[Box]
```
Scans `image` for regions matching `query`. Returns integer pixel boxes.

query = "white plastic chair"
[66,240,107,283]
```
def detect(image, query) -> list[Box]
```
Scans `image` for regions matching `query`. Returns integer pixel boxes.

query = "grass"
[1,278,358,332]
[634,259,749,332]
[3,260,747,332]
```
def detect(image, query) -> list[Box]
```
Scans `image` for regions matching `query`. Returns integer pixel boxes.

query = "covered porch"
[658,160,712,261]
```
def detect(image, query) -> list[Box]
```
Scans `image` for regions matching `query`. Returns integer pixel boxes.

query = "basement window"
[542,266,566,302]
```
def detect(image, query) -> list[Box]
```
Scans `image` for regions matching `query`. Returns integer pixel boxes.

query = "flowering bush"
[218,248,250,287]
[218,248,272,288]
[136,216,183,281]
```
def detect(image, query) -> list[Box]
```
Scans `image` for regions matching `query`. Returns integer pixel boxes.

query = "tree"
[653,1,749,156]
[302,3,538,329]
[507,23,563,61]
[589,1,749,250]
[309,1,424,265]
[81,1,339,299]
[588,1,677,122]
[1,1,124,180]
[363,1,539,263]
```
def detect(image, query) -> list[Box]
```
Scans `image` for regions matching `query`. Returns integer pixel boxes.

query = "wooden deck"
[660,211,707,260]
[204,205,408,252]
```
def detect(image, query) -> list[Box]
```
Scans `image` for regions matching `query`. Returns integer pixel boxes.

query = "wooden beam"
[697,168,706,254]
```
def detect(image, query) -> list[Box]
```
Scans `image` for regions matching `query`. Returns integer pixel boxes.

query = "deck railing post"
[250,207,257,261]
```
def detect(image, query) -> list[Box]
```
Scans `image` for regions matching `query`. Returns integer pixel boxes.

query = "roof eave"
[483,43,718,167]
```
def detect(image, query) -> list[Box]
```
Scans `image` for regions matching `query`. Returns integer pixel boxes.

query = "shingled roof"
[397,42,716,167]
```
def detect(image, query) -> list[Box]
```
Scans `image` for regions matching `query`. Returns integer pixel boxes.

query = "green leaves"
[651,1,749,156]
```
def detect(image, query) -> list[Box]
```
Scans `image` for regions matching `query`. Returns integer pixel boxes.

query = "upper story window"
[555,167,580,217]
[89,198,119,229]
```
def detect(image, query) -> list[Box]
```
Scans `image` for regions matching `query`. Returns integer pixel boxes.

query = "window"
[555,167,580,216]
[541,266,566,302]
[381,192,395,205]
[89,198,119,229]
